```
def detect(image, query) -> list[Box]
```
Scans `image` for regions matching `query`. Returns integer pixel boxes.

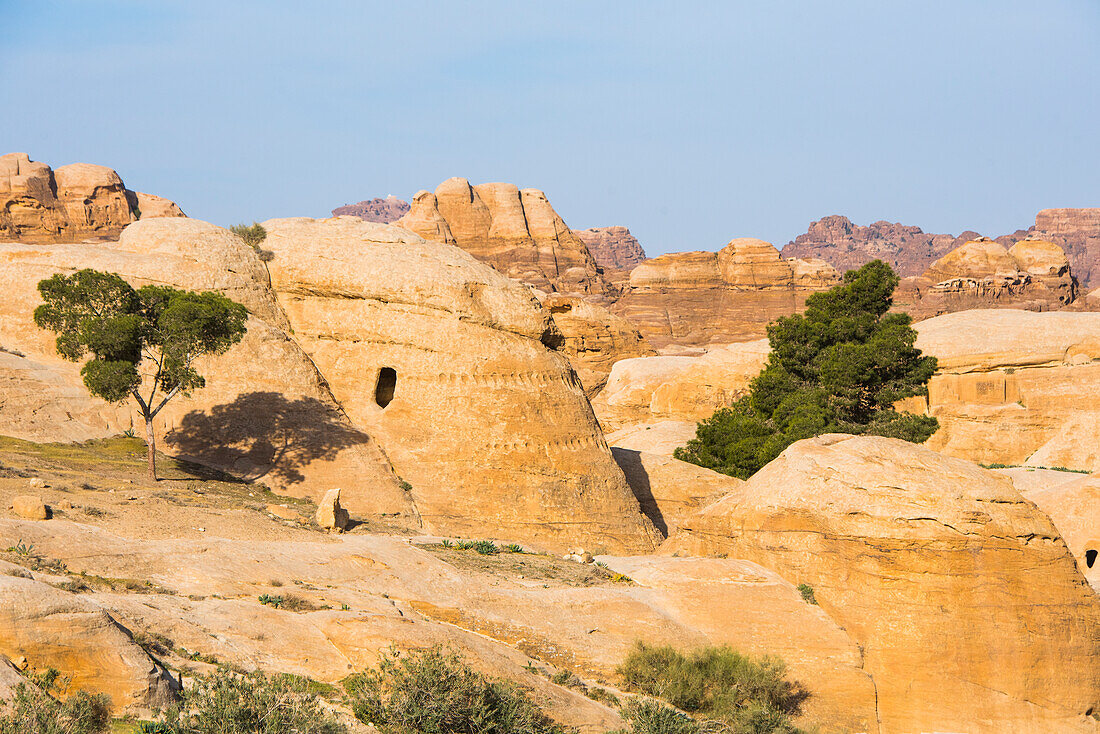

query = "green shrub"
[796,584,817,605]
[258,593,284,608]
[503,543,524,554]
[617,643,807,733]
[230,223,274,262]
[675,260,938,479]
[0,678,111,734]
[156,669,344,733]
[343,646,562,734]
[618,698,699,734]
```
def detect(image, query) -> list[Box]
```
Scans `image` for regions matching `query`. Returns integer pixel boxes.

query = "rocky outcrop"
[259,217,659,552]
[574,226,646,274]
[667,434,1100,734]
[912,309,1100,473]
[0,153,184,242]
[331,196,410,223]
[611,239,840,348]
[539,293,655,394]
[1034,208,1100,287]
[396,178,612,299]
[894,236,1078,318]
[592,340,769,430]
[0,570,177,713]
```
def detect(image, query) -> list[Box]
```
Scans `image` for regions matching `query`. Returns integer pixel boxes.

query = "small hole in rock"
[1086,549,1097,569]
[375,367,397,408]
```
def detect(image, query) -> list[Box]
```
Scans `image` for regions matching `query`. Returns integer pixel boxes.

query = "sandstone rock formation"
[604,421,700,457]
[315,488,349,531]
[667,434,1100,733]
[539,293,655,394]
[11,495,47,521]
[1034,208,1100,287]
[396,178,612,299]
[0,153,184,242]
[912,309,1100,472]
[893,236,1077,318]
[0,569,177,713]
[574,226,647,274]
[331,196,410,223]
[259,216,659,552]
[592,340,769,430]
[611,240,839,348]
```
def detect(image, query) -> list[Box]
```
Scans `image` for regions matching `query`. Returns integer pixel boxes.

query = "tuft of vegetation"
[230,223,274,262]
[258,594,284,609]
[343,646,563,734]
[796,584,817,606]
[156,669,344,734]
[617,698,700,734]
[617,642,808,733]
[454,539,500,555]
[0,668,111,734]
[502,543,525,554]
[675,260,938,479]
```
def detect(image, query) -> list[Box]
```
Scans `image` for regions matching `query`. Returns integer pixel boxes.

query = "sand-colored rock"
[667,434,1100,733]
[315,488,349,531]
[397,178,612,298]
[911,310,1100,471]
[1034,208,1100,287]
[540,293,655,394]
[11,495,47,521]
[574,226,646,275]
[0,153,184,242]
[259,216,659,553]
[592,340,770,430]
[0,572,176,713]
[611,449,740,536]
[612,239,840,347]
[605,421,699,457]
[0,218,412,521]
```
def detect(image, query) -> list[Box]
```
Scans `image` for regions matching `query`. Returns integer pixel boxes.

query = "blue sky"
[2,1,1098,255]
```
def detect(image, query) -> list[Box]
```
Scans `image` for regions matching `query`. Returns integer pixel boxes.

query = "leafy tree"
[34,269,247,480]
[675,260,938,479]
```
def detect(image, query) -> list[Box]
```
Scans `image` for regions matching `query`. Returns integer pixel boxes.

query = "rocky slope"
[611,238,840,348]
[396,178,613,300]
[575,226,647,273]
[1036,208,1100,287]
[0,153,184,242]
[667,434,1100,734]
[331,196,409,223]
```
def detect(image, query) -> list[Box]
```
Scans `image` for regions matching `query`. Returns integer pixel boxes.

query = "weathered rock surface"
[912,309,1100,472]
[331,196,410,223]
[894,236,1078,318]
[574,226,646,273]
[605,421,699,457]
[592,340,770,430]
[1034,208,1100,287]
[396,178,612,299]
[0,153,184,242]
[259,217,659,552]
[539,293,655,394]
[666,434,1100,734]
[612,239,840,347]
[11,495,47,521]
[315,488,349,531]
[0,569,177,713]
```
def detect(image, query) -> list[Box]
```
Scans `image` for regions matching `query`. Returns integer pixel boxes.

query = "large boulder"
[259,217,659,552]
[396,179,612,300]
[666,434,1100,733]
[0,153,184,243]
[912,309,1100,472]
[612,239,840,347]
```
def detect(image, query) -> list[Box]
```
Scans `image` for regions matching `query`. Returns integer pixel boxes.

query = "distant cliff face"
[575,226,647,272]
[1034,208,1100,287]
[331,196,410,223]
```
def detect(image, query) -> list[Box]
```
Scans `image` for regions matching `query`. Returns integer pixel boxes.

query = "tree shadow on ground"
[165,392,368,485]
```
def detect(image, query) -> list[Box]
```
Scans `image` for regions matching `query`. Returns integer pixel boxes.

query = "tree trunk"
[145,416,157,482]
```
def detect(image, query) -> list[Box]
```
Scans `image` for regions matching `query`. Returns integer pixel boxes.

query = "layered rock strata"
[575,226,647,275]
[0,153,185,242]
[331,196,410,223]
[667,434,1100,734]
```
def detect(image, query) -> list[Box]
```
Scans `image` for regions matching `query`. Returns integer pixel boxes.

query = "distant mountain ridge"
[332,196,410,223]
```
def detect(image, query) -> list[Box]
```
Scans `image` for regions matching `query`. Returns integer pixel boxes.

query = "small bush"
[230,223,274,261]
[503,543,524,554]
[796,584,817,605]
[343,646,562,734]
[258,593,284,608]
[585,686,619,707]
[156,669,344,733]
[0,675,111,734]
[618,698,699,734]
[617,642,807,733]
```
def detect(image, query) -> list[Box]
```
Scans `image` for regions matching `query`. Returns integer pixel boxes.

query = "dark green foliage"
[618,698,699,734]
[675,260,938,478]
[617,643,807,734]
[796,584,816,605]
[230,223,274,261]
[343,646,563,734]
[34,269,247,479]
[0,673,111,734]
[156,669,344,734]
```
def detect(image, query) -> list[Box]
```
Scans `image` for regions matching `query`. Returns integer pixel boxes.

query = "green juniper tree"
[675,260,938,479]
[34,269,247,481]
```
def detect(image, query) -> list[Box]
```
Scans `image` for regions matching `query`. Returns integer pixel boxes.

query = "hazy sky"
[3,1,1098,255]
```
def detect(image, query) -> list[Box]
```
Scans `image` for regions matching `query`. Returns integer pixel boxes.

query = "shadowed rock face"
[331,196,410,223]
[396,178,613,300]
[611,239,840,348]
[0,153,185,242]
[666,434,1100,734]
